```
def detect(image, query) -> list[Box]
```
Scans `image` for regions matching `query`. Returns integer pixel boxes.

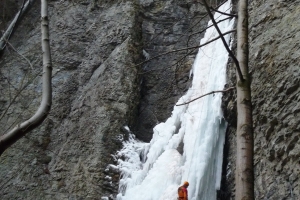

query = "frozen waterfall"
[114,1,235,200]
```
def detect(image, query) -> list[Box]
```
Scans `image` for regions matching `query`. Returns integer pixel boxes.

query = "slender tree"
[235,0,254,199]
[202,0,254,199]
[0,0,52,156]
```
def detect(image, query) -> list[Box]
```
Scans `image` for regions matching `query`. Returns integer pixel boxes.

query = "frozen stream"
[112,1,235,200]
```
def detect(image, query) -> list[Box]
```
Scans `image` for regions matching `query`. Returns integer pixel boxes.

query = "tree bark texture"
[0,0,52,156]
[235,0,254,199]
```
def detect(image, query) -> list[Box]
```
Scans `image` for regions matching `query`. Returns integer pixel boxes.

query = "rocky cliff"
[0,0,299,200]
[0,0,207,199]
[221,0,300,199]
[1,0,143,199]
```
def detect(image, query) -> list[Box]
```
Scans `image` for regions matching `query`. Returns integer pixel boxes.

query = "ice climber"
[178,181,189,200]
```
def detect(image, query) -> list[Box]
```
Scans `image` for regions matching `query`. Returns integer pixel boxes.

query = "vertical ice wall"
[114,1,235,200]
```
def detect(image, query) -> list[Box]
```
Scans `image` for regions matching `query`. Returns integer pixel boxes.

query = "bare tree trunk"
[0,0,52,156]
[235,0,254,199]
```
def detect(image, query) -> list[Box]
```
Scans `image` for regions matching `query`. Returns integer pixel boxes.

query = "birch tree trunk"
[235,0,254,199]
[0,0,52,156]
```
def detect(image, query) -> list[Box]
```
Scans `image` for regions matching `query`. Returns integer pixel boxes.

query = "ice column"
[115,1,234,200]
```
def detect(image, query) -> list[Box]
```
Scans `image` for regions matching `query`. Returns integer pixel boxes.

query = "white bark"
[0,0,52,156]
[235,0,254,199]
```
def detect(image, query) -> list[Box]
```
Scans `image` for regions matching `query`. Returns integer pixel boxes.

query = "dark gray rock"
[221,0,300,199]
[0,0,210,199]
[134,0,209,142]
[1,0,142,199]
[2,0,299,199]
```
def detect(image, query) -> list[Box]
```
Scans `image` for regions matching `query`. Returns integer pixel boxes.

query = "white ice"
[114,1,235,200]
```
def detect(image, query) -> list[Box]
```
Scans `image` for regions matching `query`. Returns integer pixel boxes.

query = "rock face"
[250,0,300,199]
[0,0,20,31]
[221,0,300,199]
[1,0,299,199]
[1,0,143,199]
[0,0,209,199]
[134,0,209,142]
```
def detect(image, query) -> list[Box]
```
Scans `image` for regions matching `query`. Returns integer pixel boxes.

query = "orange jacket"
[178,186,188,200]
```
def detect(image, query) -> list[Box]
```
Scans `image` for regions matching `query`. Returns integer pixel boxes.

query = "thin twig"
[145,0,230,51]
[0,0,34,52]
[176,87,235,106]
[0,71,41,122]
[2,98,35,134]
[5,39,33,69]
[210,6,238,18]
[135,29,236,67]
[139,47,196,75]
[187,16,232,38]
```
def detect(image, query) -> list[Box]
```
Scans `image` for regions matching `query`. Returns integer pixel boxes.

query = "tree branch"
[0,71,40,121]
[148,0,229,48]
[135,29,236,67]
[0,0,36,54]
[0,0,52,156]
[176,87,235,106]
[187,16,232,38]
[5,39,33,69]
[202,0,244,82]
[210,6,238,18]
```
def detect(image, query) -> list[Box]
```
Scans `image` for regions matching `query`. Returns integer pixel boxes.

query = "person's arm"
[184,188,188,199]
